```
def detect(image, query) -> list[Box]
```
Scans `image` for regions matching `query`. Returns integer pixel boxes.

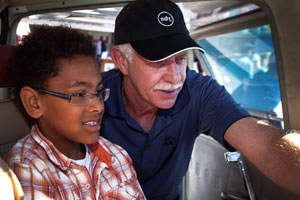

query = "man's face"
[125,50,187,109]
[37,55,104,150]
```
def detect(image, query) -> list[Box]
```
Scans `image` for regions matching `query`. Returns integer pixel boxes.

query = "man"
[101,0,300,199]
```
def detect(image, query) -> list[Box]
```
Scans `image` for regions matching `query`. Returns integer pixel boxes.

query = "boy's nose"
[88,97,104,113]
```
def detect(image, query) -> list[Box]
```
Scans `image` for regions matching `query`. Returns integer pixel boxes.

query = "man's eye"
[176,57,187,65]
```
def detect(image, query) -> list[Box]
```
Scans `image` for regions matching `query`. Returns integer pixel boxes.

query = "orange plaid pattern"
[6,125,146,200]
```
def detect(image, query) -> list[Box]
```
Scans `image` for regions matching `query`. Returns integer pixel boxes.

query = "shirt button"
[145,145,151,150]
[85,184,90,189]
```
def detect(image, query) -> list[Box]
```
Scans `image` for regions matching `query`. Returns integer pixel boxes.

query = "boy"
[6,25,145,200]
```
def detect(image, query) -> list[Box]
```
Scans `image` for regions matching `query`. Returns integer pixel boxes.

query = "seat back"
[0,45,30,158]
[0,45,15,87]
[0,99,30,158]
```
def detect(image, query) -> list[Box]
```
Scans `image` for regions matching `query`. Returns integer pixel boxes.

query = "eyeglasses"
[35,88,110,106]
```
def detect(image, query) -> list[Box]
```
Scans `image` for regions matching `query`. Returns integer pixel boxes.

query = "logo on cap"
[157,11,174,27]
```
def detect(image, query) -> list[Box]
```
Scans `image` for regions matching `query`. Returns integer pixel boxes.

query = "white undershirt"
[71,144,92,174]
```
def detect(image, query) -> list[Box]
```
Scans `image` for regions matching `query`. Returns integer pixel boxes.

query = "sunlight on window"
[197,25,282,119]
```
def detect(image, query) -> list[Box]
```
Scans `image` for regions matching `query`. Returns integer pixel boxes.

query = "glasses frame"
[35,87,110,106]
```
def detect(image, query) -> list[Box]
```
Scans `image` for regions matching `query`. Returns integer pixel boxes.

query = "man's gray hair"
[118,43,133,63]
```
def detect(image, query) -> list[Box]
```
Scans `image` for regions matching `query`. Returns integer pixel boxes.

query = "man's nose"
[164,61,182,83]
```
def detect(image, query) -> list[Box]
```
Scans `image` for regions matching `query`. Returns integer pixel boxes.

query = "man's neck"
[122,84,157,133]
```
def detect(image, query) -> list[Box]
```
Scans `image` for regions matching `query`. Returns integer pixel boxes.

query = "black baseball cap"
[114,0,204,62]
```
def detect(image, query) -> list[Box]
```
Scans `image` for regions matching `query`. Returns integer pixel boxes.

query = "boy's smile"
[36,55,103,159]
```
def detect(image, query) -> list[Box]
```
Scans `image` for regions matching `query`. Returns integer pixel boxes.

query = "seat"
[0,157,24,200]
[0,45,30,158]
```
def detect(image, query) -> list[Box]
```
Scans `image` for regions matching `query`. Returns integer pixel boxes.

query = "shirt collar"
[88,142,111,166]
[31,124,71,170]
[31,124,112,170]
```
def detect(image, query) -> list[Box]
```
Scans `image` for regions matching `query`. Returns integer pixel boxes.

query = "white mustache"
[154,82,183,90]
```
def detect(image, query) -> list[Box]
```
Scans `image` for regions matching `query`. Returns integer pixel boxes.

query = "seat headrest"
[0,45,15,87]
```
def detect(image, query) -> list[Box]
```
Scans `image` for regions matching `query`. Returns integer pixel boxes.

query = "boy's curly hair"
[8,25,96,119]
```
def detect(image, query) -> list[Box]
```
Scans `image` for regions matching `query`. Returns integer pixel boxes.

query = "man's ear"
[109,46,129,75]
[20,86,43,119]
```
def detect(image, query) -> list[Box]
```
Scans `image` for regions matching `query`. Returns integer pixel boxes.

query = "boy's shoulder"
[6,134,45,165]
[98,136,128,156]
[97,137,133,169]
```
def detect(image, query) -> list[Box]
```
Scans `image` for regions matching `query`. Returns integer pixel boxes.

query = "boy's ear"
[109,46,129,75]
[20,86,43,119]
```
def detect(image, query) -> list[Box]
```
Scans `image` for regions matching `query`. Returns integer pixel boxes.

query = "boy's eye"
[73,92,87,97]
[95,88,103,95]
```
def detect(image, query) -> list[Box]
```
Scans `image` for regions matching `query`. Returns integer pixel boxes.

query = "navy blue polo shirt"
[101,68,250,200]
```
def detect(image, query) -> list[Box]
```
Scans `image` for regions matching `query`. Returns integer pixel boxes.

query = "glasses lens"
[102,88,110,102]
[97,88,110,102]
[70,93,91,105]
[70,89,110,105]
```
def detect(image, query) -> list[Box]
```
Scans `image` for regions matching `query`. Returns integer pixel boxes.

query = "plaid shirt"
[6,125,146,200]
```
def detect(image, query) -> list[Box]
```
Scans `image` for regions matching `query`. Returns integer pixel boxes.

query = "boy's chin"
[84,135,100,144]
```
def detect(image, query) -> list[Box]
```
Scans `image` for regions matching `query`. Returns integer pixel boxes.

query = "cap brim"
[130,34,205,62]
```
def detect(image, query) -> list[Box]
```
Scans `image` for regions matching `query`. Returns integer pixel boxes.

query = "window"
[197,25,282,119]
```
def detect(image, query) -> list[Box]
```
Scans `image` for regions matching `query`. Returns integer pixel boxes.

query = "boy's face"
[37,55,103,151]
